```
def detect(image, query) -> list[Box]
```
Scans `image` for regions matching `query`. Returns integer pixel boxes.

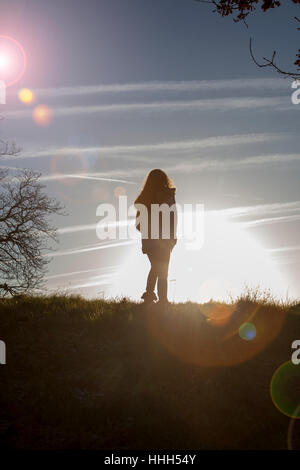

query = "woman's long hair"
[135,169,175,206]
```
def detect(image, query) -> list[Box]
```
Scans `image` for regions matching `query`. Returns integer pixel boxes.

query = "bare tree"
[194,0,300,78]
[0,138,64,297]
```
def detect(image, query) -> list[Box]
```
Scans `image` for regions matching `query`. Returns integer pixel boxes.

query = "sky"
[0,0,299,302]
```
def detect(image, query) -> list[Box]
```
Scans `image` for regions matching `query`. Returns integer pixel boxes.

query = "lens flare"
[239,322,256,341]
[144,300,286,367]
[0,35,27,87]
[0,54,9,68]
[114,186,126,198]
[270,361,300,419]
[33,104,53,127]
[204,303,233,327]
[18,88,34,104]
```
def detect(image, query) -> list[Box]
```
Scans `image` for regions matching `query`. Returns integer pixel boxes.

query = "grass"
[0,292,299,450]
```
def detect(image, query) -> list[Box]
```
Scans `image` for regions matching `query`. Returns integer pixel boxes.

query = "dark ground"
[0,295,299,450]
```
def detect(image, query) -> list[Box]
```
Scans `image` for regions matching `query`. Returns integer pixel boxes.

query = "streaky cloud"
[45,240,136,258]
[9,132,284,161]
[165,153,300,174]
[5,96,287,120]
[221,200,300,219]
[45,265,119,280]
[24,77,288,99]
[269,245,300,253]
[39,173,137,184]
[239,214,300,228]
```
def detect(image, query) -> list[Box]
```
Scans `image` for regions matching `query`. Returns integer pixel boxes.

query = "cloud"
[217,200,300,227]
[57,220,133,236]
[8,132,283,162]
[44,265,119,280]
[269,245,300,254]
[45,273,114,291]
[240,214,300,228]
[37,151,300,184]
[39,173,137,184]
[220,200,300,219]
[45,240,136,258]
[55,200,300,241]
[4,96,287,120]
[165,153,300,175]
[71,277,113,290]
[57,223,97,235]
[17,77,288,99]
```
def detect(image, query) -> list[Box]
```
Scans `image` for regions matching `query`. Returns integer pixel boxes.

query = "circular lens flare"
[204,303,233,327]
[239,322,256,341]
[114,186,126,198]
[0,35,27,87]
[271,361,300,419]
[18,88,34,104]
[33,104,53,127]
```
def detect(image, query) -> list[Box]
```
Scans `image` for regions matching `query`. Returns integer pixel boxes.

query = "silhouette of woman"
[135,169,177,305]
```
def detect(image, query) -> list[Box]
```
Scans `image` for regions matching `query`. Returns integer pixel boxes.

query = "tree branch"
[249,37,300,79]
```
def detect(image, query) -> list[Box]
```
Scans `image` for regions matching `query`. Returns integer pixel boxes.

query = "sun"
[107,210,287,303]
[0,35,27,87]
[0,53,9,69]
[169,211,286,302]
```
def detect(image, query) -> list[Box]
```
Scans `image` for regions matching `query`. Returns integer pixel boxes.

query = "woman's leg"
[143,252,158,301]
[157,249,171,302]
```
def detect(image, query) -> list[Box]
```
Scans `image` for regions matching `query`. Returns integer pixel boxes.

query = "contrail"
[55,201,300,238]
[7,132,284,161]
[39,173,137,184]
[45,240,136,258]
[219,200,300,219]
[164,153,300,175]
[71,278,112,289]
[4,96,287,120]
[240,214,300,228]
[40,151,300,183]
[269,245,300,253]
[15,77,287,99]
[45,265,119,280]
[57,220,134,235]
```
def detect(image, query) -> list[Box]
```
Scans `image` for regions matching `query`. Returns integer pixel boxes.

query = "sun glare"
[0,54,9,69]
[107,211,287,303]
[0,35,27,87]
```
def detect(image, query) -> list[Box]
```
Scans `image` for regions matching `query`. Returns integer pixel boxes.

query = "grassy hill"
[0,293,299,450]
